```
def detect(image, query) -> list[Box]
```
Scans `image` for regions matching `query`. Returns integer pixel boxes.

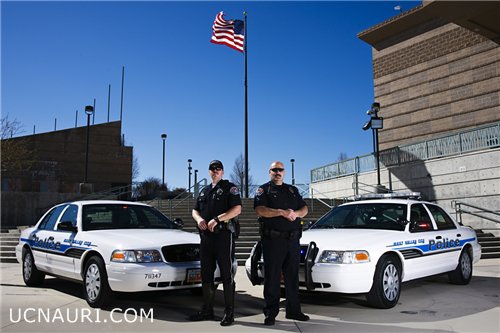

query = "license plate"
[186,268,201,283]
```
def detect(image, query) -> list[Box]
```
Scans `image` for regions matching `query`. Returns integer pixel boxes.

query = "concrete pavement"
[1,259,499,333]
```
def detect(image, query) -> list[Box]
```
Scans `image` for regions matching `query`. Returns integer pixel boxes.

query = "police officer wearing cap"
[254,161,309,326]
[189,160,242,326]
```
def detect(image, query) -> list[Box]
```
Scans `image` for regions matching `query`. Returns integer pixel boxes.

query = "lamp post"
[161,134,167,186]
[290,158,295,185]
[362,102,384,190]
[194,169,199,198]
[84,105,94,183]
[188,159,193,192]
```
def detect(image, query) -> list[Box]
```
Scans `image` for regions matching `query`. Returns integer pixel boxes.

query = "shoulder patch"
[256,187,264,196]
[289,186,295,194]
[230,186,240,195]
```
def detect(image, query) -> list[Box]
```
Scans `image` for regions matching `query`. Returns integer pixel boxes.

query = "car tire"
[83,256,113,308]
[448,249,472,285]
[22,249,45,287]
[366,255,401,309]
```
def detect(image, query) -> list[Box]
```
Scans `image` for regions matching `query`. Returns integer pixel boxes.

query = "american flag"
[211,11,244,53]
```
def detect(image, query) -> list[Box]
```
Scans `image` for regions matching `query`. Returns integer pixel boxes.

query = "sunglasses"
[210,167,223,171]
[270,168,285,173]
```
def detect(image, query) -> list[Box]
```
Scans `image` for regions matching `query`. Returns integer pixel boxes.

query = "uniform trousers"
[200,230,235,285]
[262,237,301,318]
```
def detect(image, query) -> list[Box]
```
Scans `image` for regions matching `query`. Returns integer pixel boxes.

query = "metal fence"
[311,122,500,183]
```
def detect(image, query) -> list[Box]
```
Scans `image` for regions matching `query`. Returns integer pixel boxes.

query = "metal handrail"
[164,178,208,217]
[451,200,500,225]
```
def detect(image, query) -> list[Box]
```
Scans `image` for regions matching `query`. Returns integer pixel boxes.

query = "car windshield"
[82,204,178,231]
[311,203,407,231]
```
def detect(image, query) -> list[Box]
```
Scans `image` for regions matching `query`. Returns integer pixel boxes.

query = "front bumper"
[107,261,211,292]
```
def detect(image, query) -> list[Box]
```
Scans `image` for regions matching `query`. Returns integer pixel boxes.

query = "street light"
[194,169,199,198]
[188,159,193,192]
[362,102,384,190]
[84,105,94,183]
[290,158,295,185]
[161,133,167,186]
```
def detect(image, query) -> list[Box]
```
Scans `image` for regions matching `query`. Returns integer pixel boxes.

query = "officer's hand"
[207,219,218,232]
[284,209,298,222]
[198,220,207,231]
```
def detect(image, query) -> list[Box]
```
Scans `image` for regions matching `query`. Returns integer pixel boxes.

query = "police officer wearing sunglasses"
[254,161,309,326]
[189,160,242,326]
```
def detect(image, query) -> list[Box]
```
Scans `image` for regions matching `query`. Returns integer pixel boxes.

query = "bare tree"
[1,115,33,173]
[132,153,140,181]
[230,153,254,196]
[337,152,348,162]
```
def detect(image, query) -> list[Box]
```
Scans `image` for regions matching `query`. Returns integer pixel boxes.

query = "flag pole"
[243,11,249,198]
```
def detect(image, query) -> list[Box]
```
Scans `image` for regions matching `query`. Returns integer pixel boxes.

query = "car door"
[47,204,80,279]
[403,203,443,280]
[424,203,462,272]
[28,204,68,272]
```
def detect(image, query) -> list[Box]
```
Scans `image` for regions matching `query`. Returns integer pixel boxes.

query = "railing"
[451,201,500,227]
[162,178,208,218]
[311,122,500,183]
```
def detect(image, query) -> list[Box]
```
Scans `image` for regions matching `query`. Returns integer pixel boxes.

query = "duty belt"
[261,228,302,240]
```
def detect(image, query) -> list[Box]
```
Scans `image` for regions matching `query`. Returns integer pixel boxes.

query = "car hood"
[301,228,403,250]
[81,229,200,249]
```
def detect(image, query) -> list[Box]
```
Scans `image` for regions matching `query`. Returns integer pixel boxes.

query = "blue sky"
[2,1,420,190]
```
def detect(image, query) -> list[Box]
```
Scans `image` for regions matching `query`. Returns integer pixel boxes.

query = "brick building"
[2,121,132,193]
[357,0,500,150]
[310,1,499,230]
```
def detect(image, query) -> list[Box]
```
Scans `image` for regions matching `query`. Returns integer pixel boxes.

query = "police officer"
[189,160,242,326]
[254,161,309,326]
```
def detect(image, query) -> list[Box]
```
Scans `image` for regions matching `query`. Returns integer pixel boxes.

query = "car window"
[38,205,68,231]
[82,203,178,231]
[426,204,457,230]
[312,203,407,231]
[59,204,78,227]
[409,203,434,232]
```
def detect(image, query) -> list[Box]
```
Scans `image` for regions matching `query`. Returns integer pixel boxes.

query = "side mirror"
[173,218,184,229]
[57,221,77,233]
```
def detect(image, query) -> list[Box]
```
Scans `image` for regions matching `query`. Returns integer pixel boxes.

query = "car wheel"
[22,249,45,286]
[83,256,113,308]
[448,249,472,285]
[366,255,401,309]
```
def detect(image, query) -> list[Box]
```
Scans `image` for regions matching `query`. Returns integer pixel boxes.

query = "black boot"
[220,282,235,326]
[188,283,215,321]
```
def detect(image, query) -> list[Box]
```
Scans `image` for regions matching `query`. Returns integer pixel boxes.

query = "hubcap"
[24,253,33,280]
[461,253,472,278]
[382,263,400,301]
[85,263,101,301]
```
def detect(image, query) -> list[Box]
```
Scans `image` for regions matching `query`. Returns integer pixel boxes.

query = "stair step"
[481,252,500,259]
[0,257,19,263]
[481,247,500,253]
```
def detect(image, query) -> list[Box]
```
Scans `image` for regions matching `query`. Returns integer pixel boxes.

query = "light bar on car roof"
[354,191,421,201]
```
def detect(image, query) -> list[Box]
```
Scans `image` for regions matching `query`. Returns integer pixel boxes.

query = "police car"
[16,200,230,308]
[246,192,481,309]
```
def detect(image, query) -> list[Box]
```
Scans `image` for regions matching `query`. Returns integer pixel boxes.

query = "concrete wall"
[310,147,500,233]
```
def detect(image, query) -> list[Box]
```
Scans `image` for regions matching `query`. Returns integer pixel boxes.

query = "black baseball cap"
[209,160,224,170]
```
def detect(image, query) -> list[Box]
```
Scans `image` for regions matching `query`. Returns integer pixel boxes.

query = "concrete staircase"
[476,230,500,259]
[155,198,332,266]
[0,229,20,263]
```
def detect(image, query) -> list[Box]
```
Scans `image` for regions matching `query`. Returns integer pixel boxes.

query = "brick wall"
[372,23,500,150]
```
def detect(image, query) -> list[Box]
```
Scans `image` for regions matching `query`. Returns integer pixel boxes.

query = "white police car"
[16,200,229,308]
[246,192,481,308]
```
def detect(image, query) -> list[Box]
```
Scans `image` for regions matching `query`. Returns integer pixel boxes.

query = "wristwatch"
[214,216,221,224]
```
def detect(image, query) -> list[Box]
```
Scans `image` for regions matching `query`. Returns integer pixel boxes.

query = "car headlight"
[111,250,163,263]
[318,250,370,264]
